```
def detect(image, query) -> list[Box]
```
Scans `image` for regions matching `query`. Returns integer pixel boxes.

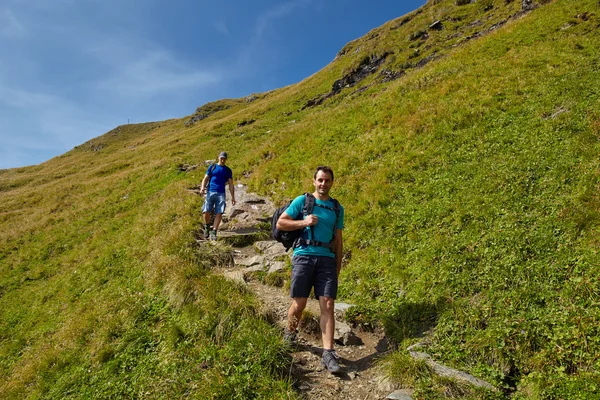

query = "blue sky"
[0,0,425,169]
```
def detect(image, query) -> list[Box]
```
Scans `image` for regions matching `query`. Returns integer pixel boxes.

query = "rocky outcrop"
[407,343,496,391]
[303,53,392,109]
[177,163,198,172]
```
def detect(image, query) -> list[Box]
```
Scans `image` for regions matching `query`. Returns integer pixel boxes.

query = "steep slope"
[1,0,599,398]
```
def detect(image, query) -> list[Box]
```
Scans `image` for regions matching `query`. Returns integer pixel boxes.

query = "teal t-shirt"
[285,195,345,258]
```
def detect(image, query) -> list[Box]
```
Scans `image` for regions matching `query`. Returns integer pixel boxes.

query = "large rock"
[254,240,289,260]
[334,321,363,346]
[267,261,286,274]
[408,350,495,390]
[237,255,265,267]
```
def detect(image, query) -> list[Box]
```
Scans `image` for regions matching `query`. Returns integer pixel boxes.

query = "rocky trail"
[192,184,412,400]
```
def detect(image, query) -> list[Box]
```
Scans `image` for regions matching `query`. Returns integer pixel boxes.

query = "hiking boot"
[283,329,298,346]
[209,230,217,241]
[203,225,211,239]
[321,350,340,373]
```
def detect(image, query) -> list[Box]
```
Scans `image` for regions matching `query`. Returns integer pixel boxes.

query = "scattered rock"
[237,119,256,127]
[177,163,198,172]
[545,106,568,119]
[386,389,414,400]
[429,20,443,30]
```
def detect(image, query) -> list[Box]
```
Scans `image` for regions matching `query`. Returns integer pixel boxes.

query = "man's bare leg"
[213,213,223,231]
[288,297,307,332]
[319,296,335,350]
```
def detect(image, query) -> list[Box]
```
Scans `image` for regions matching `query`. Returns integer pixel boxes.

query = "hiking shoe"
[283,329,298,346]
[203,225,211,239]
[209,230,217,241]
[321,350,340,373]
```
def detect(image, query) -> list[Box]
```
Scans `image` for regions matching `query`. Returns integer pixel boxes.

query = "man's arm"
[334,229,343,277]
[200,174,210,194]
[277,212,317,231]
[228,178,236,206]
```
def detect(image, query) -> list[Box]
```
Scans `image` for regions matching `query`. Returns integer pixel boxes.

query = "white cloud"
[0,84,113,163]
[0,86,55,108]
[214,21,230,37]
[0,8,27,37]
[95,50,221,98]
[254,0,313,39]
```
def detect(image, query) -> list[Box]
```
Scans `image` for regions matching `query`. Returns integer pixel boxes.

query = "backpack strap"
[208,163,216,180]
[205,164,216,192]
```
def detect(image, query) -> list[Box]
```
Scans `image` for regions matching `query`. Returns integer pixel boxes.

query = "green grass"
[1,0,600,398]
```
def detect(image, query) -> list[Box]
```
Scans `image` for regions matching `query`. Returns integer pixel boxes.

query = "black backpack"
[271,193,340,251]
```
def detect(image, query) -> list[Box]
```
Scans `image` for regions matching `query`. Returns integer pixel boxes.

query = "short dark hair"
[314,166,334,181]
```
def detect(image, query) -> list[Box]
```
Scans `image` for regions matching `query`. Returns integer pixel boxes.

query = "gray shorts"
[290,255,338,299]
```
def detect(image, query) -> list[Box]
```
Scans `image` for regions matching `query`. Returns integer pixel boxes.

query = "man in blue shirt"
[276,166,345,373]
[200,152,236,240]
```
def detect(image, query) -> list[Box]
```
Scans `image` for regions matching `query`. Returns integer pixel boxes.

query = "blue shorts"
[290,255,338,299]
[202,192,226,215]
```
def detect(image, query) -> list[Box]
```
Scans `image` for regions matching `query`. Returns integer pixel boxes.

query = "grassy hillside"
[1,0,599,398]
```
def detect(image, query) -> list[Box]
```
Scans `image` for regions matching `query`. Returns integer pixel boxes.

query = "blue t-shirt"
[206,164,232,193]
[285,195,345,258]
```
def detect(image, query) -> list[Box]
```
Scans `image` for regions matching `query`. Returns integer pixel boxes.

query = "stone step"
[218,228,270,247]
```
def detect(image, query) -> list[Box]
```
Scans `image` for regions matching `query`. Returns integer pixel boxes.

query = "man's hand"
[232,198,236,206]
[304,214,318,227]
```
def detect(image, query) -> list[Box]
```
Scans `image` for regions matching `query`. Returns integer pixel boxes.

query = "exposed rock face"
[185,113,210,126]
[244,94,258,103]
[522,0,536,11]
[303,53,392,109]
[332,53,392,93]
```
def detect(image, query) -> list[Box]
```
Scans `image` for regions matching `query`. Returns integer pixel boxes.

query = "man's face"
[313,170,333,196]
[218,156,227,165]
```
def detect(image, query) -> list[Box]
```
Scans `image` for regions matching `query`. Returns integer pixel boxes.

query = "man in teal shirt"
[276,166,345,373]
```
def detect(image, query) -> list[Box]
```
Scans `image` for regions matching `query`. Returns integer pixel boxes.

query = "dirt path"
[200,184,408,400]
[247,280,395,400]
